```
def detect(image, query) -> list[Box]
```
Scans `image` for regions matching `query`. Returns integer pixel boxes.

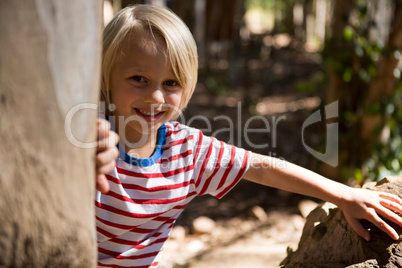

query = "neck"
[119,124,159,159]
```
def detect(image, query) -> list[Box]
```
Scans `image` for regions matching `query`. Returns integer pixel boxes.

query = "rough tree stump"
[281,176,402,268]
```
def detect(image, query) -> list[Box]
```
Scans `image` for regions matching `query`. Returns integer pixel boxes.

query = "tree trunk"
[170,0,195,31]
[121,0,146,8]
[323,0,356,180]
[0,0,101,267]
[360,1,402,157]
[170,0,201,63]
[283,0,295,35]
[326,0,356,104]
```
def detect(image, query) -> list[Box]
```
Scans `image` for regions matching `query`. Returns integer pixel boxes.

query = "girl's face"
[110,33,183,142]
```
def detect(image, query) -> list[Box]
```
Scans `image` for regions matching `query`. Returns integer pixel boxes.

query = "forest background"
[104,0,402,184]
[102,0,402,266]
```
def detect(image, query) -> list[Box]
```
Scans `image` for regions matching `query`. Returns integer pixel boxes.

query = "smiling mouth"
[135,108,164,117]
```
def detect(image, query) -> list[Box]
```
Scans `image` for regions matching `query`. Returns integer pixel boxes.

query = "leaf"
[386,103,395,115]
[391,159,400,171]
[355,46,364,57]
[364,103,381,115]
[342,68,352,82]
[353,169,364,183]
[343,26,354,41]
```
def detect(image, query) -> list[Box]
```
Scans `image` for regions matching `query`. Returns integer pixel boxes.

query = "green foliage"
[324,0,402,183]
[205,76,227,95]
[352,0,402,182]
[246,0,295,12]
[362,85,402,182]
[296,71,326,94]
[324,9,384,85]
[246,0,276,10]
[199,66,228,95]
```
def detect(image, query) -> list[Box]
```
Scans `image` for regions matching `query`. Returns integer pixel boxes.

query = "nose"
[144,85,165,104]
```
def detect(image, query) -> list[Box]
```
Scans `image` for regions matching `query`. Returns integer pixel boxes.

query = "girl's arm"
[243,153,402,241]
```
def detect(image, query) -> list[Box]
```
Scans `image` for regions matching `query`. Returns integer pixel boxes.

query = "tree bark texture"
[121,0,146,8]
[0,0,102,267]
[281,176,402,267]
[360,1,402,154]
[322,0,356,180]
[326,0,356,104]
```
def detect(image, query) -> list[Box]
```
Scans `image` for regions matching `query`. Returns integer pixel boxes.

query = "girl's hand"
[96,118,119,193]
[338,187,402,241]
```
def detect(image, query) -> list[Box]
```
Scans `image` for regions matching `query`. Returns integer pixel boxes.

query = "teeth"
[138,109,162,116]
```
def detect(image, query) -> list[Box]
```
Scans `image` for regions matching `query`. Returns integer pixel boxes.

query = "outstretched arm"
[243,153,402,241]
[95,118,119,193]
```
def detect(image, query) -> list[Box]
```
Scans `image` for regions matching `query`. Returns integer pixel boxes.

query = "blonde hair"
[101,4,198,117]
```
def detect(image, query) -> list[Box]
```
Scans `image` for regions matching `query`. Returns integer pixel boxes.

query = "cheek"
[165,92,184,119]
[166,91,183,108]
[109,91,131,117]
[110,90,126,111]
[111,86,140,104]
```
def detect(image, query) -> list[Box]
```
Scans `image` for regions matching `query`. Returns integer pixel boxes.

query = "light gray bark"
[0,0,102,266]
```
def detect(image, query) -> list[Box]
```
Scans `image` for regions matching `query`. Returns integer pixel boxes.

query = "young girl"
[95,4,402,268]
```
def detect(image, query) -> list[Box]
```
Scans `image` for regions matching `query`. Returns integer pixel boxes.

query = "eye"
[130,75,146,83]
[164,80,179,87]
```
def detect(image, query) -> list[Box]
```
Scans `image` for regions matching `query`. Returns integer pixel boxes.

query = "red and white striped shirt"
[96,121,250,268]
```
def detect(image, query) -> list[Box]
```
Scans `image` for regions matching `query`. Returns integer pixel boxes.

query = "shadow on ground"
[162,45,326,268]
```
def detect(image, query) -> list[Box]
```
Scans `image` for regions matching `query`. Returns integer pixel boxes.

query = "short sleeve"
[192,131,251,199]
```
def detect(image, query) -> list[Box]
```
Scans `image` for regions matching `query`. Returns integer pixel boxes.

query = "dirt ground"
[161,205,307,268]
[160,44,326,267]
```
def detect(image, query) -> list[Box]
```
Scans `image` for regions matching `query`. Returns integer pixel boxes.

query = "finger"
[379,193,402,212]
[375,207,402,239]
[376,202,402,225]
[97,118,111,140]
[96,174,110,194]
[97,159,117,175]
[379,192,402,203]
[346,217,371,241]
[97,131,119,152]
[96,147,119,167]
[376,220,399,240]
[372,193,402,227]
[367,210,399,240]
[108,130,119,147]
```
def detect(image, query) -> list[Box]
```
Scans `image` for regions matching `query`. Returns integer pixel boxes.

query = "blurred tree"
[0,0,101,265]
[324,0,356,180]
[121,0,146,8]
[324,0,402,182]
[171,0,246,97]
[169,0,245,68]
[169,0,195,33]
[360,1,402,153]
[104,0,402,182]
[274,0,295,34]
